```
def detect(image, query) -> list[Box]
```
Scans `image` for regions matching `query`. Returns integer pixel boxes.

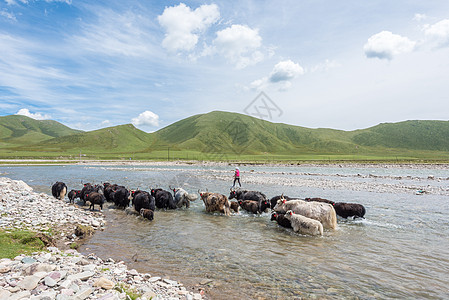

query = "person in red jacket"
[232,167,241,188]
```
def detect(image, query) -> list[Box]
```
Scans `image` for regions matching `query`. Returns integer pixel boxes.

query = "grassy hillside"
[352,120,449,151]
[0,112,448,161]
[155,111,364,155]
[31,124,155,153]
[0,115,81,147]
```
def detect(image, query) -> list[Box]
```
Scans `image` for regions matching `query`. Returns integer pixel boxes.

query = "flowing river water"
[1,163,449,299]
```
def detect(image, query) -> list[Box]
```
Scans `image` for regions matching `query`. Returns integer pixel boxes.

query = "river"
[1,163,448,299]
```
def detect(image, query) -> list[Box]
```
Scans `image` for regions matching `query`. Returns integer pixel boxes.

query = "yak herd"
[51,180,366,236]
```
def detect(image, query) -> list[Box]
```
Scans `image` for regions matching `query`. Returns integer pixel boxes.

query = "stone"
[33,271,48,280]
[37,290,57,299]
[200,279,213,285]
[83,264,96,272]
[93,277,115,290]
[0,289,11,299]
[148,276,161,282]
[44,276,57,287]
[128,269,138,276]
[17,275,41,290]
[60,288,74,296]
[97,293,120,300]
[142,290,157,299]
[67,271,94,281]
[70,283,80,293]
[59,279,72,289]
[0,266,11,273]
[8,290,31,300]
[77,259,90,266]
[56,294,72,300]
[48,271,63,281]
[193,293,202,300]
[73,287,93,300]
[163,278,179,286]
[21,257,37,264]
[22,263,55,275]
[113,268,124,275]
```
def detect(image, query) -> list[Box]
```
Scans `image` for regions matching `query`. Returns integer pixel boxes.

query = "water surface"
[1,164,448,299]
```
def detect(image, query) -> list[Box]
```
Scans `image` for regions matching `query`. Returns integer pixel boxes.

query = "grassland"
[0,229,46,259]
[1,111,448,163]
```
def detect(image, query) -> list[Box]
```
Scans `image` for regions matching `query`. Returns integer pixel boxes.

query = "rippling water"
[2,164,449,299]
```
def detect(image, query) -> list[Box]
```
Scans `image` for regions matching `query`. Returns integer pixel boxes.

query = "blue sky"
[1,0,449,132]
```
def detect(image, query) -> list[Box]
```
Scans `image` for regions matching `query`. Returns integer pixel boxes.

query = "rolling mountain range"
[0,111,448,160]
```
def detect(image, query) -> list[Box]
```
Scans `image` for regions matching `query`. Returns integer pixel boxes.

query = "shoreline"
[1,158,449,170]
[0,177,204,300]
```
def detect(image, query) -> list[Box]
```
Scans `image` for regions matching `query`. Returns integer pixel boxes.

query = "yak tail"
[224,200,231,216]
[326,206,338,230]
[186,193,198,201]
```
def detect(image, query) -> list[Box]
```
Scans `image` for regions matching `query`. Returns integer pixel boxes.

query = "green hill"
[0,111,448,161]
[32,124,155,153]
[154,111,361,154]
[352,120,449,151]
[0,115,82,147]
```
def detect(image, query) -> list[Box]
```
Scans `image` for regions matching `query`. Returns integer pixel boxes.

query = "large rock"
[22,263,55,275]
[17,275,41,290]
[93,277,115,290]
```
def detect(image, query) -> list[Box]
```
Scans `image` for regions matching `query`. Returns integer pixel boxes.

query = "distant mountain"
[352,120,449,151]
[1,112,448,159]
[0,115,82,147]
[33,124,155,153]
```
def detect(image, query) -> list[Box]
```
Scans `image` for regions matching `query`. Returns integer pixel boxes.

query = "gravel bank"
[0,177,203,300]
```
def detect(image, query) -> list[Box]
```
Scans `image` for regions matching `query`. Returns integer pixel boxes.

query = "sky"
[1,0,449,132]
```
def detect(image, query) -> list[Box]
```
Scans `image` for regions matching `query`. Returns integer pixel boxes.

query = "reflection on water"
[2,164,449,299]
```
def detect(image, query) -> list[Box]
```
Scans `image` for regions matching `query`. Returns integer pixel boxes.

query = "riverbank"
[1,158,449,169]
[0,177,203,300]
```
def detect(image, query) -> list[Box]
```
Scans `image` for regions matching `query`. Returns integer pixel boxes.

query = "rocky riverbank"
[0,177,203,300]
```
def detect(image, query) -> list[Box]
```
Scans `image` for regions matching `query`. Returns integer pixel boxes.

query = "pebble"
[0,177,202,300]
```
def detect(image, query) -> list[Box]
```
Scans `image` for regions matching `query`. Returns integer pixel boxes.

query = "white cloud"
[311,59,341,73]
[158,3,219,52]
[413,13,427,22]
[269,60,304,83]
[45,0,72,4]
[132,110,159,127]
[0,9,17,21]
[213,24,263,69]
[250,60,304,91]
[101,120,111,126]
[423,19,449,47]
[5,0,28,5]
[364,31,416,60]
[16,108,51,120]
